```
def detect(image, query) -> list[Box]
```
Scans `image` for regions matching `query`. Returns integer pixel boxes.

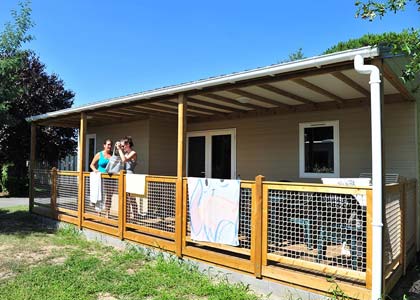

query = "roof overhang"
[26,46,418,128]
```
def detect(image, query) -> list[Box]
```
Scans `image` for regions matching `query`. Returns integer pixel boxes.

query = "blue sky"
[0,0,419,107]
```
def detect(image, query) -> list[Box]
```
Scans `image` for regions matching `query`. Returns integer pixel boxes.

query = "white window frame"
[186,128,236,179]
[85,134,96,171]
[299,121,340,178]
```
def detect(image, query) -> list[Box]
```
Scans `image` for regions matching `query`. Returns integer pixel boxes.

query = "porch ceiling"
[35,59,412,128]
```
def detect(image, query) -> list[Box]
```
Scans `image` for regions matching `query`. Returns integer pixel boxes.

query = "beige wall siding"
[383,102,417,179]
[187,102,416,181]
[149,117,177,176]
[88,119,150,174]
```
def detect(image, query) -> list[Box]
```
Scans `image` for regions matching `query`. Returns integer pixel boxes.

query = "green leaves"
[324,29,420,85]
[0,0,34,57]
[353,1,420,87]
[355,0,411,21]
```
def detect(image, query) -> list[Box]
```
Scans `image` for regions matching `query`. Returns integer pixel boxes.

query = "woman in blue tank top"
[90,139,113,173]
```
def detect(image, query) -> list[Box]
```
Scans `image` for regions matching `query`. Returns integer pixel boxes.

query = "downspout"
[354,55,383,300]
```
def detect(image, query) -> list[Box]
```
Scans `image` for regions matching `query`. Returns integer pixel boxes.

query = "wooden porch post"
[175,93,187,257]
[252,175,265,278]
[29,123,37,212]
[77,112,87,229]
[118,170,126,240]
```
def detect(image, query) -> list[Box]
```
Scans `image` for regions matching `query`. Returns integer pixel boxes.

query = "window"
[299,121,339,178]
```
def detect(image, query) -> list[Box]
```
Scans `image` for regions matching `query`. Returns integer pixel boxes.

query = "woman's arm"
[90,152,101,172]
[125,150,137,161]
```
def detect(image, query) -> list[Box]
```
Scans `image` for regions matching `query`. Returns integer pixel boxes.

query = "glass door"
[187,129,236,179]
[187,136,206,177]
[211,134,231,179]
[85,134,96,171]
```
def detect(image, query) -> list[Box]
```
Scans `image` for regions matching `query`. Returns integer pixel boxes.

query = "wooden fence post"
[29,123,36,212]
[118,170,126,240]
[175,94,187,257]
[51,167,58,212]
[400,181,406,275]
[365,189,373,290]
[252,175,264,278]
[77,112,87,229]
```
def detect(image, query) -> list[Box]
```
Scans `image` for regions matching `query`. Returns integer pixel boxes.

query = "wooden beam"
[382,63,415,101]
[135,104,179,115]
[158,101,218,115]
[117,107,150,116]
[187,97,245,113]
[230,89,293,109]
[77,112,87,229]
[189,93,404,124]
[293,78,344,103]
[258,84,315,105]
[90,111,128,119]
[331,71,370,97]
[107,109,137,116]
[175,94,187,258]
[29,123,36,212]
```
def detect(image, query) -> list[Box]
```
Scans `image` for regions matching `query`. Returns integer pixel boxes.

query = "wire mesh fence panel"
[383,186,402,269]
[126,180,176,233]
[84,175,119,221]
[185,185,252,250]
[33,169,51,206]
[267,189,367,272]
[56,173,79,212]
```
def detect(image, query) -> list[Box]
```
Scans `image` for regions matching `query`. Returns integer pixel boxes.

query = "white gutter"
[354,55,383,300]
[26,46,379,122]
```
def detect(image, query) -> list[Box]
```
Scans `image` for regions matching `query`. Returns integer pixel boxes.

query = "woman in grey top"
[117,136,139,221]
[116,136,137,174]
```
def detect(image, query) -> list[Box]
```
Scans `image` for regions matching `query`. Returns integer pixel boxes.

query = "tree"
[0,0,33,129]
[354,1,420,84]
[355,0,420,21]
[1,52,77,167]
[280,48,306,63]
[0,1,76,195]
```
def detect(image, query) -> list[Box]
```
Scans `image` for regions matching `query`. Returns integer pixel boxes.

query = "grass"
[0,206,263,300]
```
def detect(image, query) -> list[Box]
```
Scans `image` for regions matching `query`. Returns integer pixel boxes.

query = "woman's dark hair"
[122,136,133,147]
[103,139,112,145]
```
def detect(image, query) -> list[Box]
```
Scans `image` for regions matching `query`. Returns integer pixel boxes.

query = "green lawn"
[0,206,262,300]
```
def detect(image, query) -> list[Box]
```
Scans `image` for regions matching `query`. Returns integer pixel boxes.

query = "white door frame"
[186,128,236,179]
[85,134,96,171]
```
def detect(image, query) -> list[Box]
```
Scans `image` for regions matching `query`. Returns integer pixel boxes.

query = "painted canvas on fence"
[188,177,240,246]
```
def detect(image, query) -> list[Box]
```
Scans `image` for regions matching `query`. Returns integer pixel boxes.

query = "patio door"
[187,129,236,179]
[85,134,96,171]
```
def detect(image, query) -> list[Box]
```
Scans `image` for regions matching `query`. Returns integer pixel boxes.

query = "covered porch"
[27,47,419,299]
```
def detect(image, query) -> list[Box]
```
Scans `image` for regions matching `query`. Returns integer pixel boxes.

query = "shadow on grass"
[0,208,58,237]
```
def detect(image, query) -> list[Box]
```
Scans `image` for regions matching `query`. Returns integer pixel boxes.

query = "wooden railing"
[30,169,415,299]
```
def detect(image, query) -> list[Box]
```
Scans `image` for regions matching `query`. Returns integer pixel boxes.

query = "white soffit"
[269,80,331,103]
[383,78,399,94]
[242,86,304,106]
[303,74,366,99]
[192,95,253,110]
[214,90,276,108]
[342,69,399,95]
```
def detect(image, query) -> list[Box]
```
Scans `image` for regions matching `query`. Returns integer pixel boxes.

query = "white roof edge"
[26,46,379,122]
